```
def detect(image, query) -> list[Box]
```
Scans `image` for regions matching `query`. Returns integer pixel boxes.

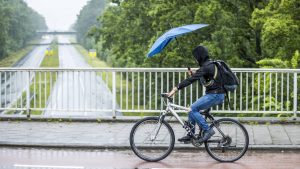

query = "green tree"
[94,0,155,67]
[194,0,270,67]
[0,0,47,59]
[74,0,106,49]
[144,0,202,68]
[89,0,298,69]
[251,0,300,63]
[0,0,11,57]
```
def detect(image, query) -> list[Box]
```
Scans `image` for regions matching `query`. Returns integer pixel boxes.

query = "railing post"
[26,71,30,118]
[112,71,116,119]
[293,72,298,119]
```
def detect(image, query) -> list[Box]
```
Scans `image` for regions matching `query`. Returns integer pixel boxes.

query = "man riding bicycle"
[167,45,225,143]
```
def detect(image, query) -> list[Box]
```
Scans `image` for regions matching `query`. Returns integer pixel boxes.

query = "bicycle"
[130,93,249,162]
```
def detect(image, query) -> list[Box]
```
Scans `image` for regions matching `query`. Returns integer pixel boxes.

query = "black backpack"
[212,60,239,110]
[213,60,239,92]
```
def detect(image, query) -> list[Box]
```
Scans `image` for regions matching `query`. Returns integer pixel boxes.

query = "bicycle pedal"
[181,141,191,144]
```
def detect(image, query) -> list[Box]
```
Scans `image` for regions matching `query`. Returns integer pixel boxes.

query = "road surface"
[0,36,53,113]
[44,36,120,117]
[0,148,299,169]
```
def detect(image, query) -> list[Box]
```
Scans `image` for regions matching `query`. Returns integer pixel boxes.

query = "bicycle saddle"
[200,108,211,115]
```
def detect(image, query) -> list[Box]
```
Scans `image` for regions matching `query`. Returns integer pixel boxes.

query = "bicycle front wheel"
[130,117,175,162]
[205,118,249,162]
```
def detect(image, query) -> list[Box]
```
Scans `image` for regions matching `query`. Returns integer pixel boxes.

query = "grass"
[7,41,59,115]
[0,46,35,67]
[74,45,109,68]
[30,41,59,115]
[74,45,143,116]
[0,38,43,67]
[40,42,59,67]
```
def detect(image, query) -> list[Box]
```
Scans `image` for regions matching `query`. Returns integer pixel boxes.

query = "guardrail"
[0,68,299,118]
[28,43,79,46]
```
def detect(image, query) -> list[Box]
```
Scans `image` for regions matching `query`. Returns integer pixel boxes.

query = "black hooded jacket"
[177,46,225,94]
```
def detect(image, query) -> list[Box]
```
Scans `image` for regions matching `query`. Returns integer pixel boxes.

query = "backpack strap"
[213,60,233,110]
[213,65,218,79]
[224,89,233,110]
[202,61,218,87]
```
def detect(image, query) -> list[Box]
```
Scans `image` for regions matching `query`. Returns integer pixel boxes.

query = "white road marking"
[14,164,84,169]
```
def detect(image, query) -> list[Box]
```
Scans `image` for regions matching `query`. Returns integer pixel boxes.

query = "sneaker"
[198,128,215,143]
[178,135,192,142]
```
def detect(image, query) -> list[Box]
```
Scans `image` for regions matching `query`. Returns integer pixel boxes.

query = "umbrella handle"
[187,67,193,76]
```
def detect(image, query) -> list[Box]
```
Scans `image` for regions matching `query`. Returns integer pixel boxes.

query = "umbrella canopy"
[147,24,208,57]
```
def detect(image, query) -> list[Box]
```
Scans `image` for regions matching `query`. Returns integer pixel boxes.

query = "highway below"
[44,36,120,117]
[0,36,53,113]
[0,147,299,169]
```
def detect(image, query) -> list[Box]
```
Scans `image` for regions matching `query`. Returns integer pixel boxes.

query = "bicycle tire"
[130,117,175,162]
[205,118,249,162]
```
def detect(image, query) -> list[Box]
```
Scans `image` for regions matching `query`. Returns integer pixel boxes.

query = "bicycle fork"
[150,114,165,141]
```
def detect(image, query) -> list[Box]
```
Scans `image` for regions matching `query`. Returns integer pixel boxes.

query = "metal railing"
[0,68,299,118]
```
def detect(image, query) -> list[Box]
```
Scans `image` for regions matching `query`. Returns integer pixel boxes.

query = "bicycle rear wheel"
[205,118,249,162]
[130,117,175,162]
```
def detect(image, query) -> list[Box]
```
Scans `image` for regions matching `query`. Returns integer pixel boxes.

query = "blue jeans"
[189,93,225,132]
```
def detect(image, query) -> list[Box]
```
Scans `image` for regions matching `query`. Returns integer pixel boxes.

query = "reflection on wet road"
[44,36,120,117]
[0,147,299,169]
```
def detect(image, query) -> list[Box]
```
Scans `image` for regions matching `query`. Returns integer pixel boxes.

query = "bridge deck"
[0,121,299,149]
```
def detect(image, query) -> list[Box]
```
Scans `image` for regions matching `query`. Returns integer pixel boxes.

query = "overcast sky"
[24,0,89,31]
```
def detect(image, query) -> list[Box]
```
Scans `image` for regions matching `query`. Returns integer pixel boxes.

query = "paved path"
[0,121,299,149]
[1,148,299,169]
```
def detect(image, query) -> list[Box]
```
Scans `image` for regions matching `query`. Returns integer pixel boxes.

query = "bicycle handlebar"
[161,93,173,102]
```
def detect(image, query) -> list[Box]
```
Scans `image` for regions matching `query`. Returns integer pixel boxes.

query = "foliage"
[194,0,269,67]
[0,0,47,59]
[251,0,300,61]
[256,58,289,68]
[81,0,299,69]
[291,50,299,69]
[91,0,270,68]
[0,45,35,67]
[73,0,106,49]
[94,0,155,67]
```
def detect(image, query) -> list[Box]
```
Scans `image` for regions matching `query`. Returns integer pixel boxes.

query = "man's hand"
[187,68,194,77]
[167,87,178,97]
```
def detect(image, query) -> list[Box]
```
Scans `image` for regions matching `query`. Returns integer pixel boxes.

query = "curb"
[1,142,300,151]
[0,116,299,124]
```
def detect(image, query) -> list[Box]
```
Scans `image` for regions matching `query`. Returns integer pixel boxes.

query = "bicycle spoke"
[207,139,222,143]
[205,119,249,162]
[130,117,175,162]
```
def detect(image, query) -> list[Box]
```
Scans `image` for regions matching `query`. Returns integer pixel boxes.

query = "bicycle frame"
[130,95,249,162]
[152,101,190,141]
[164,102,190,126]
[158,97,224,140]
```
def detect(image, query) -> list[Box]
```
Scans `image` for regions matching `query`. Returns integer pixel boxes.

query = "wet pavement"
[0,121,299,149]
[0,37,53,114]
[44,36,120,117]
[0,147,299,169]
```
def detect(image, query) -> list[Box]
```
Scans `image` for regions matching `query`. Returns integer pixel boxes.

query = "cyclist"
[167,45,225,143]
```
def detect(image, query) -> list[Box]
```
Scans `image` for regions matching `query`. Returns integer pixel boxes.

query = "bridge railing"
[0,68,298,118]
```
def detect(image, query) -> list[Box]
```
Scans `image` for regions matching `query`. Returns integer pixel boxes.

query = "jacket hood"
[192,46,209,66]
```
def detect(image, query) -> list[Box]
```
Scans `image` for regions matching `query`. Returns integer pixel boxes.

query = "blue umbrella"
[147,24,209,57]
